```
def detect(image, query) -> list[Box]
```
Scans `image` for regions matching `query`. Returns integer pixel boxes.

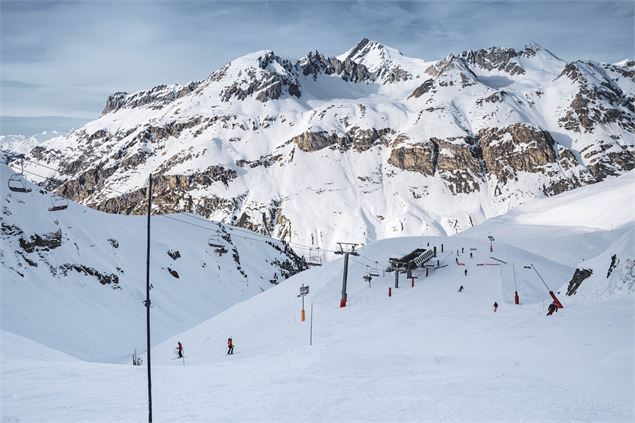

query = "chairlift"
[48,195,68,212]
[307,248,322,266]
[7,174,32,193]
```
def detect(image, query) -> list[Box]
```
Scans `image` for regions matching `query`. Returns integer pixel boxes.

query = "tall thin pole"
[145,174,153,423]
[309,303,314,346]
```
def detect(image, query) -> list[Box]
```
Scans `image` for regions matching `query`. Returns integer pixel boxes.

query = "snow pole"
[388,287,392,297]
[513,263,520,305]
[309,303,314,346]
[531,264,563,308]
[411,277,415,288]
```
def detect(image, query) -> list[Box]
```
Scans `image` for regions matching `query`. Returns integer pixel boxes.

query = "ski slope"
[462,170,635,267]
[2,232,633,422]
[0,164,305,362]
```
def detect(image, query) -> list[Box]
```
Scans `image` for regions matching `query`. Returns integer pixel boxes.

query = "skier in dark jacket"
[227,338,234,355]
[464,269,468,276]
[458,285,464,292]
[493,302,498,312]
[177,341,183,358]
[546,302,558,316]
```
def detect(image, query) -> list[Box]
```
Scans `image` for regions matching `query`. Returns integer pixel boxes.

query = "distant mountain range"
[14,38,635,251]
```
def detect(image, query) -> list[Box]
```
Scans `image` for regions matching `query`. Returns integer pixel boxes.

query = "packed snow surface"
[2,231,633,422]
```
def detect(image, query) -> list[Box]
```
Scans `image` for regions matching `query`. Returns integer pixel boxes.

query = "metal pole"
[341,253,349,307]
[145,175,153,423]
[309,303,313,346]
[394,268,399,288]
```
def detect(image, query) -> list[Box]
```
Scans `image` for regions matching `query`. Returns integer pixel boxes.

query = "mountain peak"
[339,38,404,63]
[337,37,426,83]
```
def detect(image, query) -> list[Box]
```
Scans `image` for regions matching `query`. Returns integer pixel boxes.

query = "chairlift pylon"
[48,195,68,212]
[7,174,32,193]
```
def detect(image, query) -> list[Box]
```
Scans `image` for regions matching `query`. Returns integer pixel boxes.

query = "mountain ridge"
[13,38,634,251]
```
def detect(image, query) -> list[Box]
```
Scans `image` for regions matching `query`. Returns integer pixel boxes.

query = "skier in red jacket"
[227,338,234,355]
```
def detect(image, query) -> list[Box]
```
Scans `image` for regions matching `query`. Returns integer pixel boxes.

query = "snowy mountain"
[0,164,306,362]
[13,39,635,252]
[3,169,633,421]
[0,130,66,156]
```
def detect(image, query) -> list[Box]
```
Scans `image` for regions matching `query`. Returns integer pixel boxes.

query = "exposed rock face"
[479,123,557,185]
[59,264,119,286]
[339,38,415,83]
[102,82,201,114]
[19,230,62,253]
[566,268,593,296]
[291,127,393,152]
[459,47,526,75]
[579,140,635,181]
[409,79,434,99]
[221,52,301,103]
[388,137,482,194]
[557,62,635,133]
[299,51,373,83]
[388,143,437,176]
[434,138,482,194]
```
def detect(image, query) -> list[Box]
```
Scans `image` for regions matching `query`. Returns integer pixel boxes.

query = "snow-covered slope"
[462,170,635,266]
[15,39,634,252]
[0,164,306,362]
[3,231,632,422]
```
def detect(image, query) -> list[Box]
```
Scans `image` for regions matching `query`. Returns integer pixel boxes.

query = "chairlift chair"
[307,248,322,266]
[7,174,32,193]
[48,195,68,212]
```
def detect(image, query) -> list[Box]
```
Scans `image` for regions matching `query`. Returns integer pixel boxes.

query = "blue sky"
[1,0,633,136]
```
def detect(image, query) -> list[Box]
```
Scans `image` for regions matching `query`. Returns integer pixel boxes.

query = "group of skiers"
[455,247,560,316]
[175,338,234,359]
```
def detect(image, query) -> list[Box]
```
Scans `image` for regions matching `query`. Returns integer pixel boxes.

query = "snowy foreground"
[2,230,633,422]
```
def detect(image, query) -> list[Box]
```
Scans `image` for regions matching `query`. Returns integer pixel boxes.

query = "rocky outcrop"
[102,82,201,114]
[557,61,635,133]
[434,138,483,194]
[388,137,482,194]
[220,52,301,102]
[579,140,635,181]
[291,127,392,152]
[388,143,437,176]
[409,79,434,99]
[459,47,526,75]
[478,123,557,185]
[19,230,62,253]
[566,268,593,296]
[58,264,119,286]
[299,51,374,83]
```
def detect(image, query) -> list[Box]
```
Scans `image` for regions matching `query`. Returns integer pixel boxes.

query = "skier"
[458,285,464,293]
[546,302,558,316]
[227,337,234,355]
[470,252,473,259]
[455,257,459,264]
[464,269,468,276]
[176,341,183,358]
[493,302,498,312]
[461,247,464,253]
